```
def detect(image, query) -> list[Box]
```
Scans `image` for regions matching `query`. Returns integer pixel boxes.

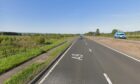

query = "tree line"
[85,28,140,36]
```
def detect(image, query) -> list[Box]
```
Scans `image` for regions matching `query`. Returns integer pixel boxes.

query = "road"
[36,38,140,84]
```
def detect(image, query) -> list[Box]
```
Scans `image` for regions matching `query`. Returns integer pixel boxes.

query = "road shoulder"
[86,36,140,60]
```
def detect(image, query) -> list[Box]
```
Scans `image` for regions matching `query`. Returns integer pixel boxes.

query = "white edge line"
[96,41,140,62]
[103,73,112,84]
[38,40,77,84]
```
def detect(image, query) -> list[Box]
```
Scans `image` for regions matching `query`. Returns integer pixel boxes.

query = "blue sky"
[0,0,140,33]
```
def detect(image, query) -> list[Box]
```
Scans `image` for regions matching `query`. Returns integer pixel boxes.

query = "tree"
[95,28,100,36]
[85,32,95,36]
[112,29,118,35]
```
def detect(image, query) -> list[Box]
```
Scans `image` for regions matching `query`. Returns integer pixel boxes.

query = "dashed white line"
[89,48,92,52]
[103,73,113,84]
[38,40,77,84]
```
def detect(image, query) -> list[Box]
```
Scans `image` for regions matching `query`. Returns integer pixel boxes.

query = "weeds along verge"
[4,42,71,84]
[0,38,66,74]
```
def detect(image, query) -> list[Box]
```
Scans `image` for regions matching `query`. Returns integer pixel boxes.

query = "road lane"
[37,38,108,84]
[86,38,140,84]
[37,37,140,84]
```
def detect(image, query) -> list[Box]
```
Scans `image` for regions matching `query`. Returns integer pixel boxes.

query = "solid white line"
[97,41,140,63]
[89,48,92,52]
[103,73,113,84]
[38,40,77,84]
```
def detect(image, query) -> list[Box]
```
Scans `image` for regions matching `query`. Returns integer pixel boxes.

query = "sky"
[0,0,140,34]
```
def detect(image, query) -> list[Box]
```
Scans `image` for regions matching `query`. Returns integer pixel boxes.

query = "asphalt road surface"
[37,38,140,84]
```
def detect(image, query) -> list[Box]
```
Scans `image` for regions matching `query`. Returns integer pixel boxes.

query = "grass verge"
[4,41,71,84]
[0,39,66,74]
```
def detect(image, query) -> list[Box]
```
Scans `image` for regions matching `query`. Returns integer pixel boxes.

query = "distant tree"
[95,28,100,36]
[0,32,22,36]
[112,29,118,35]
[85,32,95,36]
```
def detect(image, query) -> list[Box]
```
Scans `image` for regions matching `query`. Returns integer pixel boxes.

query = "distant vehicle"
[80,34,84,39]
[114,32,127,39]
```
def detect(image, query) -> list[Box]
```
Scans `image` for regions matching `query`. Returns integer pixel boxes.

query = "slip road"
[36,38,140,84]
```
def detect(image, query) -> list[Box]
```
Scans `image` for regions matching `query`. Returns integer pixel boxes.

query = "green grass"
[4,63,45,84]
[97,32,140,41]
[0,49,43,74]
[4,42,71,84]
[0,39,66,74]
[126,35,140,40]
[0,35,72,58]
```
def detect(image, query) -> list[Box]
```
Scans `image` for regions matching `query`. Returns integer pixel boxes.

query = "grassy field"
[0,34,71,58]
[126,32,140,40]
[0,34,73,74]
[96,32,140,41]
[4,41,71,84]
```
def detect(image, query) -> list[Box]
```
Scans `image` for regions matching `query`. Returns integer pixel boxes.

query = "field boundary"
[0,41,66,76]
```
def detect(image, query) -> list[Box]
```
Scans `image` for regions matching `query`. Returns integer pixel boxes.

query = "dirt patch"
[87,36,140,60]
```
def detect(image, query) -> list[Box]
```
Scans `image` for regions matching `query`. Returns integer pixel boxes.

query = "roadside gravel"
[87,36,140,60]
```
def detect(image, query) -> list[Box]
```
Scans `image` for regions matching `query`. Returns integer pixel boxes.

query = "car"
[80,34,84,39]
[114,32,127,39]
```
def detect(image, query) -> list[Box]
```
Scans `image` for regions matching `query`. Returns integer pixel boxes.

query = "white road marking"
[72,56,83,61]
[96,41,140,62]
[38,40,77,84]
[72,54,83,61]
[103,73,113,84]
[89,48,92,52]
